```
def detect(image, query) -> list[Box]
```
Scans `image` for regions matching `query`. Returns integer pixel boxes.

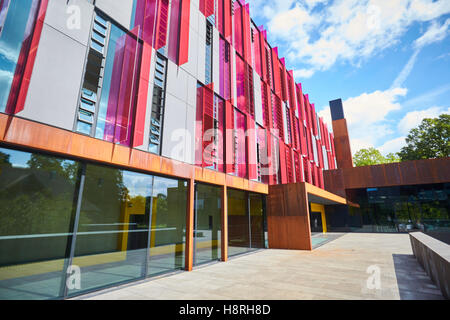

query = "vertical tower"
[329,99,353,169]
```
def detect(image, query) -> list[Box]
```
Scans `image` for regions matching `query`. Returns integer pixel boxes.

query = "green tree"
[398,114,450,161]
[353,148,387,167]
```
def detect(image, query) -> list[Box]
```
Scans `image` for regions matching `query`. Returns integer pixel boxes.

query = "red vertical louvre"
[246,63,255,117]
[311,103,318,136]
[317,138,324,169]
[225,100,235,174]
[287,71,297,111]
[299,122,307,156]
[279,142,287,184]
[261,82,272,128]
[133,42,152,147]
[253,27,262,77]
[266,134,276,185]
[199,0,205,15]
[305,94,312,129]
[247,117,257,180]
[205,0,214,17]
[291,110,300,150]
[306,127,314,161]
[178,0,190,65]
[258,27,267,81]
[286,147,294,184]
[155,0,169,50]
[273,95,284,142]
[195,85,205,166]
[224,0,232,41]
[304,157,312,184]
[242,4,252,66]
[271,48,281,97]
[203,84,215,167]
[256,126,269,184]
[279,58,288,102]
[296,83,306,122]
[9,0,49,114]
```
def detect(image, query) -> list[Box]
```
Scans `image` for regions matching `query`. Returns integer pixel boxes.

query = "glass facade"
[227,189,267,257]
[0,148,80,299]
[194,183,222,265]
[326,184,450,240]
[0,146,188,299]
[0,0,40,113]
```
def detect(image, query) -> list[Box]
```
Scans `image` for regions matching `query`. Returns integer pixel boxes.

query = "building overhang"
[304,182,348,205]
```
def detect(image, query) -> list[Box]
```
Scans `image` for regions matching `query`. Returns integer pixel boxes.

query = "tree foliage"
[398,114,450,161]
[353,147,400,167]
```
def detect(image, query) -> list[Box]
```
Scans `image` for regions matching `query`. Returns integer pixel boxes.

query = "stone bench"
[409,232,450,299]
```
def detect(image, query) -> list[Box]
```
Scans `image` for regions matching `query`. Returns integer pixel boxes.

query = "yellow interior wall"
[310,203,327,233]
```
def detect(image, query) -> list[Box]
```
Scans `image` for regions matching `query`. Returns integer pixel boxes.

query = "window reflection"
[0,148,81,300]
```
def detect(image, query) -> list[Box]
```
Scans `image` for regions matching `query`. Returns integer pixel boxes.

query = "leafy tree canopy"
[353,147,400,167]
[398,114,450,161]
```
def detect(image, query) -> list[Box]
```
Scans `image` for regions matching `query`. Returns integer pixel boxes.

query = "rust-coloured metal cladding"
[331,118,353,169]
[0,114,268,194]
[325,157,450,194]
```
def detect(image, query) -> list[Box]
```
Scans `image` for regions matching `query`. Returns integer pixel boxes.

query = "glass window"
[194,183,222,265]
[148,176,187,276]
[69,165,153,296]
[0,0,40,112]
[0,147,81,300]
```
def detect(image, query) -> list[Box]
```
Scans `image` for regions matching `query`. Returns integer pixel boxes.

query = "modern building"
[0,0,448,300]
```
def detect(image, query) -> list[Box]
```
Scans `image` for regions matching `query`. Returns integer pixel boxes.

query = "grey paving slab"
[74,233,445,300]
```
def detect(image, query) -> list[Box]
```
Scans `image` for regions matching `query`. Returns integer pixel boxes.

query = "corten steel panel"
[0,114,269,194]
[267,216,288,249]
[414,160,436,185]
[342,166,372,189]
[369,164,388,187]
[331,119,353,169]
[434,158,450,182]
[399,161,419,185]
[384,162,402,186]
[185,178,195,271]
[267,183,312,250]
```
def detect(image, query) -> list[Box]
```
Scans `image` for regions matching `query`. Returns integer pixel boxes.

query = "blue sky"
[248,0,450,156]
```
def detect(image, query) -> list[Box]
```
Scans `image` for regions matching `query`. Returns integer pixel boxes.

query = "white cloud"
[378,137,407,155]
[391,19,450,89]
[319,87,408,153]
[414,18,450,49]
[255,0,450,79]
[398,106,450,134]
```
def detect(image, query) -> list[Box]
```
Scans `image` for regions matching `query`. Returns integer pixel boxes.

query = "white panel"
[253,70,263,126]
[213,28,220,94]
[189,1,199,33]
[45,0,94,46]
[166,60,188,103]
[282,102,289,145]
[186,74,197,108]
[95,0,133,29]
[197,24,206,85]
[185,104,196,164]
[181,28,199,79]
[161,93,188,163]
[19,24,86,130]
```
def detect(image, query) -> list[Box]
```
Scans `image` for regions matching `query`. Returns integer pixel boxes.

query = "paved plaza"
[76,233,444,300]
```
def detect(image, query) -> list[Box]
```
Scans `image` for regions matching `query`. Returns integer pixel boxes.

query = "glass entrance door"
[193,183,222,266]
